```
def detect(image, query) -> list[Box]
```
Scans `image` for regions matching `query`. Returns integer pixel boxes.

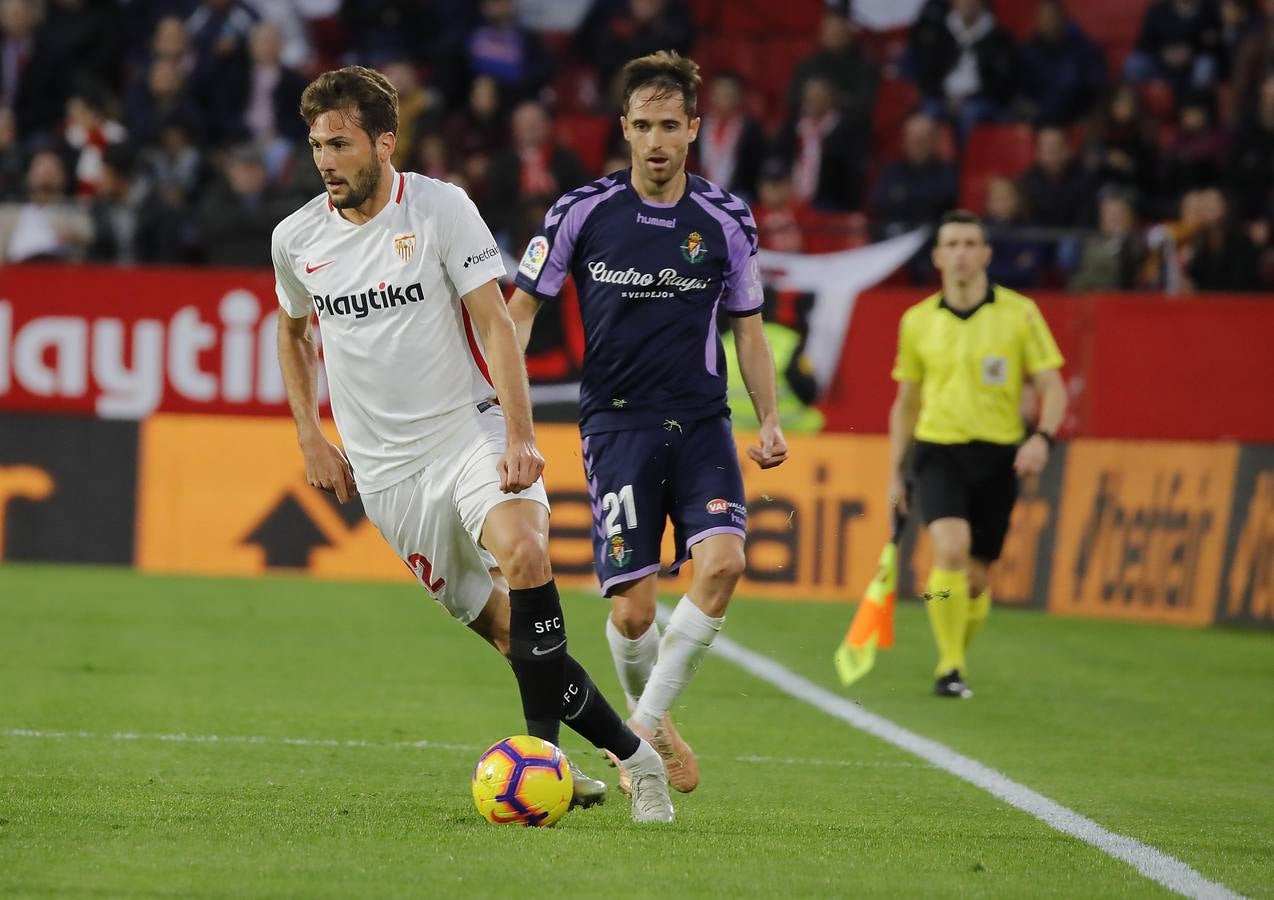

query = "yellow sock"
[925,568,969,678]
[965,589,991,652]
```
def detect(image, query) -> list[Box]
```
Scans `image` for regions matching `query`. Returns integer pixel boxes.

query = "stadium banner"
[5,266,1274,443]
[0,413,138,564]
[0,265,326,418]
[1215,445,1274,628]
[1048,441,1239,627]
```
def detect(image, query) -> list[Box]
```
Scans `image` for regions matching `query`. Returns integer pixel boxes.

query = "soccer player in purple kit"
[508,51,789,793]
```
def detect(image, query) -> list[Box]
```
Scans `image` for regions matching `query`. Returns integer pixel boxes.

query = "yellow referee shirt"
[892,285,1064,445]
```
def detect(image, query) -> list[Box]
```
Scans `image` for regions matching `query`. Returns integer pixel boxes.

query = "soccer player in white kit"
[272,66,673,823]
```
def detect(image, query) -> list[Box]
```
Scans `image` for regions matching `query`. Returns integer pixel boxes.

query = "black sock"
[560,655,640,760]
[507,580,567,746]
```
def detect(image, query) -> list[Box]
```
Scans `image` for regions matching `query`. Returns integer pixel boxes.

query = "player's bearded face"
[623,88,700,186]
[330,155,381,210]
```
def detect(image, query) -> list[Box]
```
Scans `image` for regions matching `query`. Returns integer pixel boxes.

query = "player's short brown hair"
[938,209,988,242]
[618,51,701,119]
[300,66,399,139]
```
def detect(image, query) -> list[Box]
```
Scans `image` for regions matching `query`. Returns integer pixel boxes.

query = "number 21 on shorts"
[602,484,637,536]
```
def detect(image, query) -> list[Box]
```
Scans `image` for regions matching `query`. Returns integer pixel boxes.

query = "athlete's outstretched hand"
[302,435,357,503]
[500,438,545,493]
[747,420,789,470]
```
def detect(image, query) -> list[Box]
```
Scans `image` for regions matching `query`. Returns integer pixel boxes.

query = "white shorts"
[361,405,551,625]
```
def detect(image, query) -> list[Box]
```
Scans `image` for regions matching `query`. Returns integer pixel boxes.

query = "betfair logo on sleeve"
[463,246,500,269]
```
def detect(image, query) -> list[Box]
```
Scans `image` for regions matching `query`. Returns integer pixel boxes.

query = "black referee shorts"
[911,440,1019,562]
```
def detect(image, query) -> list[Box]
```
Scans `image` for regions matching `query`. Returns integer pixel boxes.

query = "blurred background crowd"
[1,0,1272,294]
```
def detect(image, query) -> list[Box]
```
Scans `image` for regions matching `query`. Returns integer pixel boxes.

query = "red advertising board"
[0,265,316,418]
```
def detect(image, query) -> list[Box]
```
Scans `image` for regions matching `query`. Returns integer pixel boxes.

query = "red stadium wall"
[822,288,1274,443]
[2,267,1271,440]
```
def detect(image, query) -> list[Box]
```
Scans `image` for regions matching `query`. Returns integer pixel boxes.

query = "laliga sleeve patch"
[518,235,549,279]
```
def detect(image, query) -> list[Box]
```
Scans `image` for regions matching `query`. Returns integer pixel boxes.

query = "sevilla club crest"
[393,232,416,262]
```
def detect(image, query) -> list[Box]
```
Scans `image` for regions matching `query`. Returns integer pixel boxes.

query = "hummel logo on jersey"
[312,281,426,319]
[463,246,499,268]
[636,211,676,228]
[305,260,334,273]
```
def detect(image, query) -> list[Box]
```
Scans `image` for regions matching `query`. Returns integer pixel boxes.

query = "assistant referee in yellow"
[889,210,1067,698]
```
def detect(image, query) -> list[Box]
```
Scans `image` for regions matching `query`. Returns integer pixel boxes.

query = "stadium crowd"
[0,0,1271,293]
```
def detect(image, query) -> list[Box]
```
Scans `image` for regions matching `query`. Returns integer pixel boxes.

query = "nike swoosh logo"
[305,261,334,274]
[532,639,566,656]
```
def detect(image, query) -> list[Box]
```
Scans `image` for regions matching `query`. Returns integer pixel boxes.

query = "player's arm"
[462,279,544,493]
[729,313,788,470]
[507,287,544,354]
[276,309,357,503]
[888,380,921,516]
[1014,367,1066,476]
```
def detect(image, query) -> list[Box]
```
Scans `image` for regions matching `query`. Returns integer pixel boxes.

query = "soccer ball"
[471,735,574,827]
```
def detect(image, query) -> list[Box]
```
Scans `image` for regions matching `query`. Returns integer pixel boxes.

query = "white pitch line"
[0,727,922,772]
[705,630,1244,900]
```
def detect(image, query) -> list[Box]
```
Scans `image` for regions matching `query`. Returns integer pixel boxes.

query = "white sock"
[622,737,664,778]
[605,616,660,711]
[631,596,723,733]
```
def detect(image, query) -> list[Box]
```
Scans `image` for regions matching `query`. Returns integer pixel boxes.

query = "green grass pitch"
[1,564,1271,898]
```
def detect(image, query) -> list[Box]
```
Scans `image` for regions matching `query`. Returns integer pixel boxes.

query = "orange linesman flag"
[833,511,904,687]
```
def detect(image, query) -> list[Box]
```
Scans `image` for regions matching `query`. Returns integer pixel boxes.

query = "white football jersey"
[272,170,507,492]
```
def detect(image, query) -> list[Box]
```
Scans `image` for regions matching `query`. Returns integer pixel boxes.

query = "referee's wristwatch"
[1031,429,1056,448]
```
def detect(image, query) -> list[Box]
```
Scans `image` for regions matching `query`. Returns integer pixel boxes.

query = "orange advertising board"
[136,416,898,601]
[1048,441,1238,626]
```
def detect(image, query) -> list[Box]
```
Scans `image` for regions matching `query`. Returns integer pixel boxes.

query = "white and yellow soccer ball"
[471,735,574,827]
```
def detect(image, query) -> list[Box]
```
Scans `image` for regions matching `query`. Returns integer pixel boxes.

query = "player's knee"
[930,532,971,570]
[700,543,746,587]
[498,529,551,587]
[611,598,656,637]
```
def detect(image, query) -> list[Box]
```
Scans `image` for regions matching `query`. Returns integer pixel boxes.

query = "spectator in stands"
[340,0,443,87]
[1020,0,1106,126]
[0,148,91,262]
[212,21,308,177]
[1,0,66,139]
[485,100,586,238]
[1232,0,1274,115]
[446,74,508,197]
[786,9,879,139]
[147,16,196,80]
[382,59,442,174]
[0,106,21,201]
[907,0,1019,138]
[61,81,127,198]
[197,144,291,266]
[1219,0,1262,84]
[1144,188,1205,290]
[1018,126,1092,227]
[698,70,766,201]
[86,142,183,265]
[125,56,204,147]
[869,112,958,238]
[753,158,809,253]
[774,74,864,211]
[1067,188,1148,290]
[466,0,554,103]
[1226,72,1274,222]
[1124,0,1223,100]
[983,176,1047,289]
[1083,83,1161,210]
[1185,186,1262,290]
[1160,91,1228,206]
[581,0,695,87]
[145,119,205,206]
[186,0,259,74]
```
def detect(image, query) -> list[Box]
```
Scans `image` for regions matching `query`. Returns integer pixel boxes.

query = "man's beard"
[332,158,381,209]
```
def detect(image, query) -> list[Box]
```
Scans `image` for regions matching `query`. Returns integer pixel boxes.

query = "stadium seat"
[959,123,1036,213]
[556,114,612,177]
[870,77,921,164]
[1139,80,1177,124]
